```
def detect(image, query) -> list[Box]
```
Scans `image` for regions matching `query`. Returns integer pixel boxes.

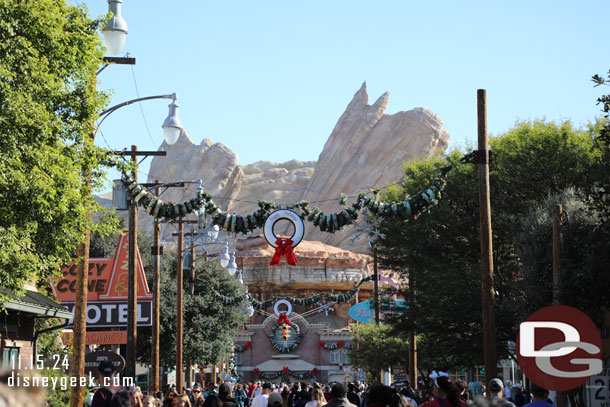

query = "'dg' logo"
[516,305,603,391]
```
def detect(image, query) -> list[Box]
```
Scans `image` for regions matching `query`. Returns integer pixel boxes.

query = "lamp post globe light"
[227,252,238,276]
[163,97,183,145]
[103,0,128,55]
[220,243,231,269]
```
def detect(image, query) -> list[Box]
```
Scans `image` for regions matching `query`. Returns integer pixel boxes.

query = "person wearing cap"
[269,391,284,407]
[91,360,119,407]
[252,382,274,407]
[485,378,516,407]
[511,384,527,407]
[219,382,238,407]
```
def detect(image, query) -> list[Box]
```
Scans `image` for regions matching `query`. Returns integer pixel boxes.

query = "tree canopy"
[0,0,114,296]
[376,119,607,370]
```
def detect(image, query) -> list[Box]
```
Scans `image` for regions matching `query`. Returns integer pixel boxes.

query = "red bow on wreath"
[246,341,253,350]
[312,368,317,375]
[281,366,290,375]
[338,340,344,349]
[318,341,324,349]
[254,368,260,376]
[270,238,298,266]
[277,313,291,325]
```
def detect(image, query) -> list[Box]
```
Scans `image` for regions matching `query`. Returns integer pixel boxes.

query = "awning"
[1,288,73,319]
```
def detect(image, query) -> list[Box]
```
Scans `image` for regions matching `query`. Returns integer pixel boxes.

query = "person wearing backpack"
[92,361,121,407]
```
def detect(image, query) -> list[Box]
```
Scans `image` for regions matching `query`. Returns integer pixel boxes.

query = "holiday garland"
[318,341,353,351]
[254,368,318,380]
[234,342,252,353]
[120,162,451,233]
[268,321,303,353]
[215,276,372,309]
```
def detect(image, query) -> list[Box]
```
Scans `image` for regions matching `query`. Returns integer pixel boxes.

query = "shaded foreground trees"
[0,0,115,296]
[376,119,609,370]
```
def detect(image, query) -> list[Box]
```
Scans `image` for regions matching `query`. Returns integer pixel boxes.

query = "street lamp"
[162,98,183,145]
[103,0,129,55]
[220,243,230,268]
[227,252,238,276]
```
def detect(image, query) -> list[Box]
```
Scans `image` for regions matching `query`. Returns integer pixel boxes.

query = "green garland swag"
[120,163,451,234]
[257,370,316,380]
[268,321,303,353]
[216,276,372,310]
[322,342,354,351]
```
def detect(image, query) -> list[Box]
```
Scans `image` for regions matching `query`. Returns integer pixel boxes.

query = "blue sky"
[79,1,610,190]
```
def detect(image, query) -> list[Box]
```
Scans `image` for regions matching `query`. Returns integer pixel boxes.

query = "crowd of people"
[89,362,556,407]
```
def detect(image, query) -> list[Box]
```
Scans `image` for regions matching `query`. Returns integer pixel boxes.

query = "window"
[2,347,20,369]
[235,353,241,365]
[330,350,349,364]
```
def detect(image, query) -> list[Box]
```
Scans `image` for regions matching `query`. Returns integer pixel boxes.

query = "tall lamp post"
[69,8,184,401]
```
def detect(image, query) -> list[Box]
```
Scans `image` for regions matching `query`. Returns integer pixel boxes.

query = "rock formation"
[122,82,450,252]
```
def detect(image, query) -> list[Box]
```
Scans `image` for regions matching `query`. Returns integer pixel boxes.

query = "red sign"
[62,331,128,345]
[516,305,602,391]
[51,231,152,302]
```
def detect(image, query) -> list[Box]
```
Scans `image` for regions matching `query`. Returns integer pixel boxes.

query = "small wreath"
[268,321,304,353]
[274,299,293,317]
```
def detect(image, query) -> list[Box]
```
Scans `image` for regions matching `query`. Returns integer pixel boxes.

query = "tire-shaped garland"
[120,162,451,234]
[268,321,303,353]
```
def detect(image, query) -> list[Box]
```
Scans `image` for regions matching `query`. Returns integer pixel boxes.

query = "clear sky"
[79,1,610,191]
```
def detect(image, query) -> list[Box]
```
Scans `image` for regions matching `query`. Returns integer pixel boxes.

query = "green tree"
[0,0,115,297]
[347,323,409,380]
[376,120,603,369]
[135,250,248,368]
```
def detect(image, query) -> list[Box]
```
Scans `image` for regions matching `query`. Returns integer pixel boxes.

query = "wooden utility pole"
[373,248,382,383]
[408,268,417,389]
[176,216,184,392]
[477,89,497,383]
[373,249,380,325]
[126,145,139,379]
[150,180,162,392]
[552,204,567,407]
[552,205,562,305]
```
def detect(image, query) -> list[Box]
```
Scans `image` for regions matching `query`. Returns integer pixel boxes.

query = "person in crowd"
[282,386,292,407]
[205,383,218,398]
[467,382,483,400]
[204,395,224,407]
[191,384,205,407]
[323,386,331,404]
[163,397,183,407]
[219,383,238,407]
[144,395,157,407]
[234,384,249,407]
[181,394,193,407]
[305,387,327,407]
[321,383,357,407]
[398,388,417,407]
[92,361,121,407]
[363,384,392,407]
[454,380,472,406]
[510,384,526,407]
[485,379,515,407]
[252,382,274,407]
[346,384,360,407]
[109,390,133,407]
[419,376,468,407]
[289,383,301,407]
[522,383,553,407]
[295,383,311,407]
[269,392,284,407]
